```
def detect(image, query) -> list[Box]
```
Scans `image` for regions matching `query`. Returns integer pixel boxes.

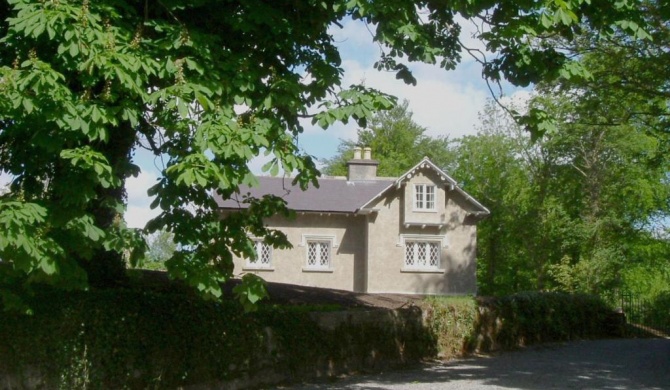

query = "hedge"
[0,287,620,388]
[423,291,619,359]
[0,286,433,389]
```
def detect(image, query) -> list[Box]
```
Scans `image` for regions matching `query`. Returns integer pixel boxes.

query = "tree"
[459,95,670,296]
[523,0,670,292]
[0,0,652,305]
[452,100,536,295]
[322,100,455,176]
[142,229,176,271]
[546,0,670,138]
[529,91,670,294]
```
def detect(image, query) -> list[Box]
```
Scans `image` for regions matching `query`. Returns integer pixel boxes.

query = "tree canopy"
[0,0,654,306]
[454,93,670,296]
[547,0,670,138]
[322,100,454,176]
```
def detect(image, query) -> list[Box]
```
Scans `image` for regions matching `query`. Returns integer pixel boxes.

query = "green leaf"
[21,98,34,113]
[261,159,277,175]
[69,43,79,57]
[233,273,268,312]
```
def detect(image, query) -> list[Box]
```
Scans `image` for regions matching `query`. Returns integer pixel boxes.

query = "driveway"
[285,339,670,390]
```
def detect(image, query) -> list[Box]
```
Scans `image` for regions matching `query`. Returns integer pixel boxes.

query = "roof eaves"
[455,188,490,215]
[295,210,356,215]
[355,208,380,215]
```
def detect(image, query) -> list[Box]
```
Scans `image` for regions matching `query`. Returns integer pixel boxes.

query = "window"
[300,234,337,272]
[404,241,441,270]
[414,184,436,211]
[246,240,272,269]
[306,240,331,270]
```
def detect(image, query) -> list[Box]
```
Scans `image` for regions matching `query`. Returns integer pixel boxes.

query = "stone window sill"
[400,268,445,274]
[242,267,275,272]
[302,268,334,273]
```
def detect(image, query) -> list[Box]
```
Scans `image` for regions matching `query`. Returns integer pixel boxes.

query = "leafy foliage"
[0,0,653,305]
[422,296,478,359]
[138,229,176,271]
[423,292,615,358]
[530,0,670,298]
[547,0,670,139]
[474,292,616,350]
[454,97,670,296]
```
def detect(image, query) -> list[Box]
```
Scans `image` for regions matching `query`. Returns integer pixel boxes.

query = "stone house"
[215,147,489,295]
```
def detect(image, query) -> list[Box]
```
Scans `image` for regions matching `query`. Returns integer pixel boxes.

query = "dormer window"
[414,184,436,211]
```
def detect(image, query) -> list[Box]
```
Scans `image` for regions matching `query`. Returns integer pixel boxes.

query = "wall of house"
[366,171,478,295]
[234,213,368,292]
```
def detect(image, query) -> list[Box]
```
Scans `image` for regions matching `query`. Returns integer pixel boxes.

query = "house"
[215,147,489,295]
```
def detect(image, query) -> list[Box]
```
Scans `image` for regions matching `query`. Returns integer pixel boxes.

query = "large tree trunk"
[77,122,137,288]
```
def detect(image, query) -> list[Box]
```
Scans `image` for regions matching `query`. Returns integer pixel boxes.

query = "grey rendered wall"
[233,213,368,292]
[366,170,478,294]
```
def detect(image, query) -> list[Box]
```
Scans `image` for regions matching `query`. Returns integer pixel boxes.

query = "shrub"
[421,296,477,360]
[647,291,670,330]
[478,292,613,350]
[423,292,615,358]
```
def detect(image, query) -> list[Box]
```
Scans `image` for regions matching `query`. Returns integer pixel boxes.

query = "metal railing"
[605,290,670,338]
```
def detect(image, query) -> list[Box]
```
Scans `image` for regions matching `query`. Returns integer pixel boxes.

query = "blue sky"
[124,18,526,228]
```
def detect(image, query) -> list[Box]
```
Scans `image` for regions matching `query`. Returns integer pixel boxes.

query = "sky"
[123,18,524,228]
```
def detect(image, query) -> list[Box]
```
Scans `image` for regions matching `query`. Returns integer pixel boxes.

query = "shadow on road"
[286,339,670,390]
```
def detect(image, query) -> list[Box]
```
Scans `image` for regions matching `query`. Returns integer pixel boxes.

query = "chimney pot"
[353,147,362,160]
[363,147,372,160]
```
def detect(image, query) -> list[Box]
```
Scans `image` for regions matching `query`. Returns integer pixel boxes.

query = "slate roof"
[215,157,490,216]
[214,176,395,213]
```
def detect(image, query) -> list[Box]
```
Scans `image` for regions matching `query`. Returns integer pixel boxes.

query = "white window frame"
[398,234,446,273]
[300,234,337,272]
[414,184,436,211]
[244,239,273,270]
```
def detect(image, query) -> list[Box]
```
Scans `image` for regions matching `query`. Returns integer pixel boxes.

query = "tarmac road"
[285,339,670,390]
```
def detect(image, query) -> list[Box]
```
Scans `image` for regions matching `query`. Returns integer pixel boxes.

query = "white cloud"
[354,62,488,139]
[500,89,533,112]
[248,151,274,175]
[302,57,489,144]
[0,172,12,194]
[456,15,493,64]
[125,170,158,208]
[124,170,160,228]
[329,19,378,57]
[302,16,495,150]
[124,204,161,229]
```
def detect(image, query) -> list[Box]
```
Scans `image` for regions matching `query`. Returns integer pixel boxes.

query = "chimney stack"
[347,146,379,181]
